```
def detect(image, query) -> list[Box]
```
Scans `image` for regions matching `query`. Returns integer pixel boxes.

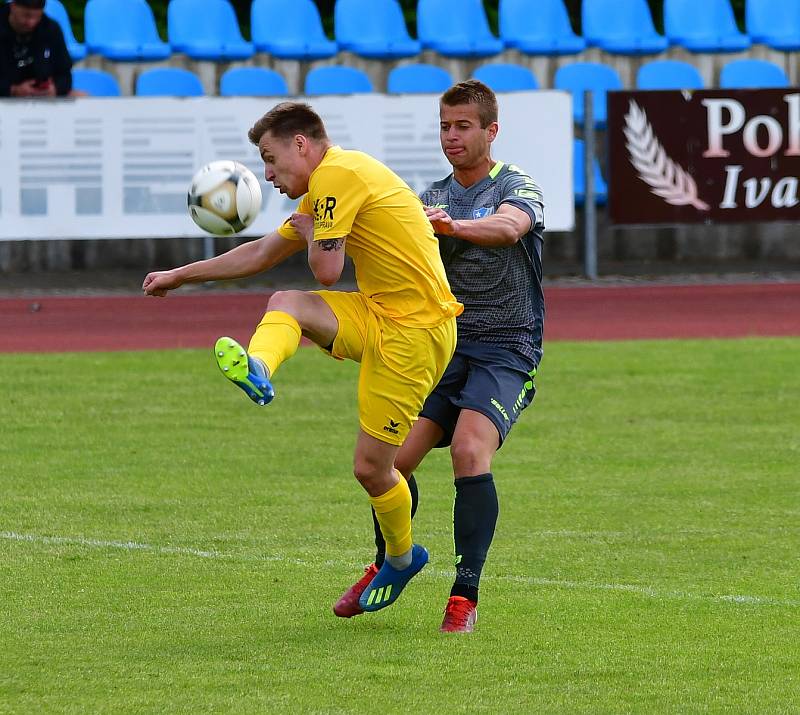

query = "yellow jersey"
[277,146,462,327]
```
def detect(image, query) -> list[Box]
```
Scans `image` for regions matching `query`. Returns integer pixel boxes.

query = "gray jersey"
[420,162,545,363]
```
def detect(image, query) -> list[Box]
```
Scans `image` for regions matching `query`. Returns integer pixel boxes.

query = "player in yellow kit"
[142,102,462,613]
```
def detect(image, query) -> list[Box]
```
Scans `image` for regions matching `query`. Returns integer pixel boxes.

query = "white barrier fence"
[0,92,574,241]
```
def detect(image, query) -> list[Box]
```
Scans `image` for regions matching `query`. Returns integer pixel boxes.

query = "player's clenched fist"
[142,270,183,297]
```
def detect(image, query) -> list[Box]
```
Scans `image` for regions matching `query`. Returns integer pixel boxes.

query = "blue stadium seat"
[664,0,751,52]
[72,68,121,96]
[304,66,373,95]
[720,59,789,88]
[135,67,204,96]
[582,0,668,54]
[335,0,421,59]
[251,0,338,60]
[554,62,623,129]
[417,0,504,57]
[85,0,171,61]
[44,0,86,61]
[387,64,452,93]
[168,0,253,61]
[473,63,538,91]
[499,0,585,55]
[636,60,704,89]
[220,67,288,96]
[573,139,608,207]
[746,0,800,51]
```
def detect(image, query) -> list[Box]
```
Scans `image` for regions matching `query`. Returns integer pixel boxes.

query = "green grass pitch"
[1,338,798,713]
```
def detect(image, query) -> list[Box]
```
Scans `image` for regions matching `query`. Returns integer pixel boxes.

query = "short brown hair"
[248,102,329,145]
[440,80,498,128]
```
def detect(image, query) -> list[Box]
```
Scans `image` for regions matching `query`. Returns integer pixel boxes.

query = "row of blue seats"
[74,64,532,97]
[72,58,794,129]
[552,58,794,127]
[48,0,800,65]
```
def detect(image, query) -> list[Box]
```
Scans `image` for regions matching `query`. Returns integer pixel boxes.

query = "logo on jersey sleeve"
[473,207,494,219]
[514,186,543,201]
[312,196,337,229]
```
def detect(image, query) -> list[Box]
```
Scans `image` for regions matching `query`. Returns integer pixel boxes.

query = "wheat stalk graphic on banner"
[624,99,710,211]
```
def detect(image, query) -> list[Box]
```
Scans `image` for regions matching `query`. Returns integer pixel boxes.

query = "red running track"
[0,283,798,353]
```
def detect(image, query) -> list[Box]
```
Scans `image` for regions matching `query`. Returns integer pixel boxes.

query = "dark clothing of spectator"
[0,4,72,96]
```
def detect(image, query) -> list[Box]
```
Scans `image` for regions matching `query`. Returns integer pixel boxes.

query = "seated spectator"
[0,0,73,97]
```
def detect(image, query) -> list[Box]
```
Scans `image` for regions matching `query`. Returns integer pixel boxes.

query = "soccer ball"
[187,160,262,235]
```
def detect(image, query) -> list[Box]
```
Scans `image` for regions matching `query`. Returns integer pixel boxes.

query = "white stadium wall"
[0,92,574,241]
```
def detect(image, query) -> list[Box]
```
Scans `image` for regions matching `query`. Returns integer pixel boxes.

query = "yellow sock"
[247,310,302,377]
[369,476,413,557]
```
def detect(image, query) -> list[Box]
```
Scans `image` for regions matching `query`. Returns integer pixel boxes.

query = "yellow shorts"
[313,290,457,445]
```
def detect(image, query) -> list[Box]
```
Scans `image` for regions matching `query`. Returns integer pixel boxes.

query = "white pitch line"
[2,530,798,609]
[0,531,312,566]
[485,573,800,608]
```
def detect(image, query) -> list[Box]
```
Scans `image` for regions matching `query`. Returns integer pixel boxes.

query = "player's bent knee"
[353,458,381,484]
[450,437,493,476]
[353,453,399,496]
[266,289,302,313]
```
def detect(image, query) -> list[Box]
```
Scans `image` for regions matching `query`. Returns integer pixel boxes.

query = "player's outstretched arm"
[142,231,304,297]
[424,204,531,247]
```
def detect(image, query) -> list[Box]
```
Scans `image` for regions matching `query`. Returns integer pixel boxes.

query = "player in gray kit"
[334,79,545,632]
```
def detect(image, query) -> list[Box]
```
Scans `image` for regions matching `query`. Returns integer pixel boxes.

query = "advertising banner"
[0,92,573,240]
[608,89,800,224]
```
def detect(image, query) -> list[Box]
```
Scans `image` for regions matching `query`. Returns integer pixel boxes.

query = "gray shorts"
[419,341,538,448]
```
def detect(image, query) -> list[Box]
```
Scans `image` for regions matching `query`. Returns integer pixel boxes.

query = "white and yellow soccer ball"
[187,160,262,235]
